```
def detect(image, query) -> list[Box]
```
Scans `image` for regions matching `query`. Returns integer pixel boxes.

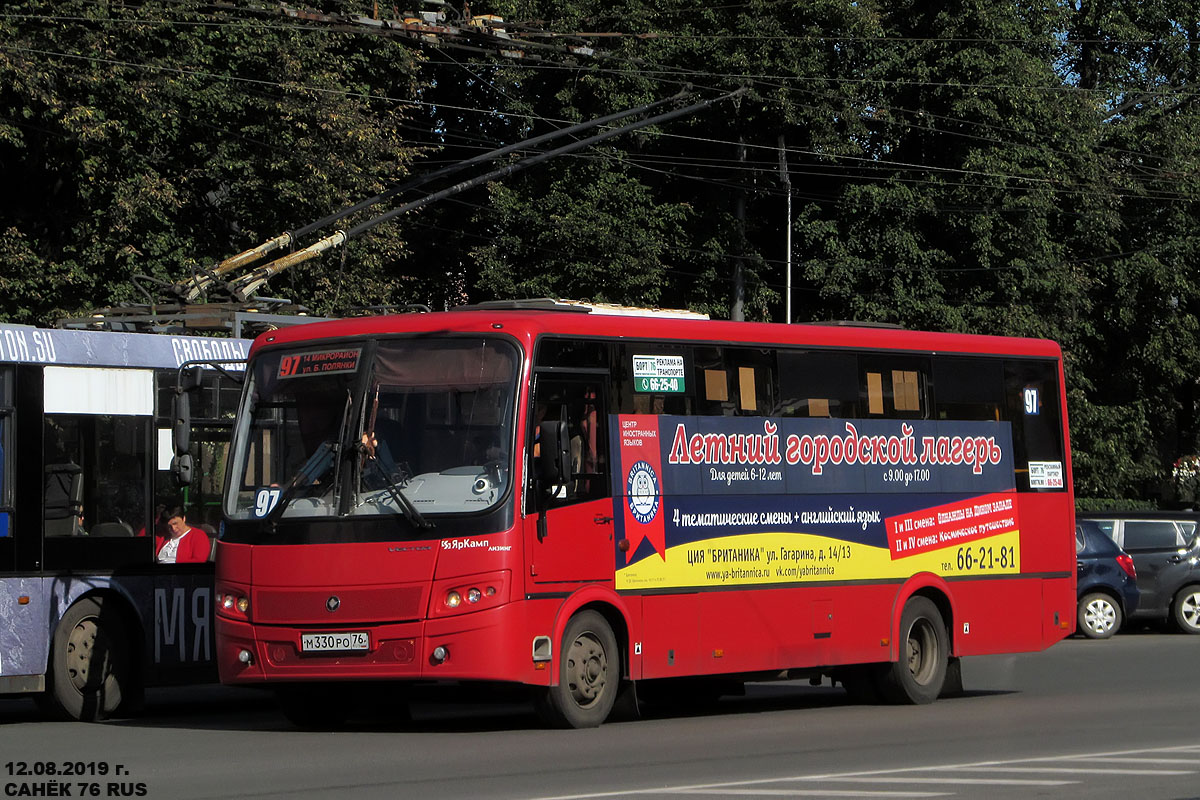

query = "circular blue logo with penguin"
[626,460,660,524]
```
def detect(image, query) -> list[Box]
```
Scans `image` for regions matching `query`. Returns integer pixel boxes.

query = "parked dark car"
[1075,520,1140,639]
[1078,512,1200,634]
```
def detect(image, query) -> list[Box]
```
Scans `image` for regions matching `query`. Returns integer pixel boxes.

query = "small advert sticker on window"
[633,354,686,393]
[1028,461,1064,488]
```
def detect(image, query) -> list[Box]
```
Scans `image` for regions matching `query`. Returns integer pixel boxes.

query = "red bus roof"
[253,308,1062,360]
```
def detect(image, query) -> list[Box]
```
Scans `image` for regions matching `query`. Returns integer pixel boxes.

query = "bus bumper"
[217,602,547,686]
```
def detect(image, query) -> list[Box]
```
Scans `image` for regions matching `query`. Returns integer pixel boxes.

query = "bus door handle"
[594,514,613,525]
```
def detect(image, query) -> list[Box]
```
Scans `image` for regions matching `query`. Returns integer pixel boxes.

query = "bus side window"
[43,414,148,553]
[43,418,84,537]
[860,355,931,419]
[777,351,859,418]
[530,378,608,508]
[934,357,1005,422]
[1004,360,1065,492]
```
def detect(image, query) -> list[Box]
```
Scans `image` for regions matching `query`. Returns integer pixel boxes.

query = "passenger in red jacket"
[155,509,210,564]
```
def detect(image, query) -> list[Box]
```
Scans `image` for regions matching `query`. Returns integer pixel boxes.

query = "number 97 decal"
[1022,387,1040,415]
[254,487,281,518]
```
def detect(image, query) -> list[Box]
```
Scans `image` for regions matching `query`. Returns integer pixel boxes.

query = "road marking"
[813,777,1074,786]
[524,744,1200,800]
[1060,757,1199,765]
[660,791,948,798]
[935,766,1192,775]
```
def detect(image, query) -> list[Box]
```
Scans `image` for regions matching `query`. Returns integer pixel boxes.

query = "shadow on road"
[1,677,1016,734]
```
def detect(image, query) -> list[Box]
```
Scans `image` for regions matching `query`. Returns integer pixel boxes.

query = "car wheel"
[1078,592,1121,639]
[1172,586,1200,634]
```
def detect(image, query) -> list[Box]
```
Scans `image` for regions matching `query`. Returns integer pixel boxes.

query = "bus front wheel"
[536,610,619,728]
[878,596,948,704]
[41,597,131,722]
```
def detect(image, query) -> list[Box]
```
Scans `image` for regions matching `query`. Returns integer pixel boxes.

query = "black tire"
[878,596,948,704]
[1077,592,1122,639]
[535,610,619,728]
[1172,586,1200,634]
[41,596,132,722]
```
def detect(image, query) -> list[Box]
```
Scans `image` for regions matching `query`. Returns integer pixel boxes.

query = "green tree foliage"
[468,0,883,319]
[1061,0,1200,501]
[0,0,424,320]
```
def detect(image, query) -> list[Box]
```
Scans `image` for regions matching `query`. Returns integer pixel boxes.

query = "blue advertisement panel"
[611,414,1020,591]
[0,323,249,370]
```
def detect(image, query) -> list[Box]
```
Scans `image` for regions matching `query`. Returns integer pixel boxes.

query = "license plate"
[300,632,369,652]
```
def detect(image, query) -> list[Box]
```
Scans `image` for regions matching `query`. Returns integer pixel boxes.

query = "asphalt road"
[1,629,1197,800]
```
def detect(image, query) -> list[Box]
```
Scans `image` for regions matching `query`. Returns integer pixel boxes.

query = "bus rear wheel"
[41,597,131,722]
[536,610,619,728]
[878,596,948,704]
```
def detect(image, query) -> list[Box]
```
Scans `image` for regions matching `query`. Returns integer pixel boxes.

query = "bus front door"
[525,376,613,586]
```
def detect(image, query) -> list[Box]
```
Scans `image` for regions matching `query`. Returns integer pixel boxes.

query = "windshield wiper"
[267,390,355,522]
[266,439,338,522]
[361,454,434,530]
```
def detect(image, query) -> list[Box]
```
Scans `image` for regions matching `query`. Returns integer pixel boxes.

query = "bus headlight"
[216,586,252,621]
[432,571,509,617]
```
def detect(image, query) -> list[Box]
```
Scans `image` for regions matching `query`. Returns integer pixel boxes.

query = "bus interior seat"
[90,521,134,537]
[44,463,83,537]
[200,524,218,561]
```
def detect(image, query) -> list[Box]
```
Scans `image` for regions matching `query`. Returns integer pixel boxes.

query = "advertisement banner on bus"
[611,414,1021,591]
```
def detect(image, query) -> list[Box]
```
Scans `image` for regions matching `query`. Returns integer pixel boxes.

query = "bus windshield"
[224,337,520,522]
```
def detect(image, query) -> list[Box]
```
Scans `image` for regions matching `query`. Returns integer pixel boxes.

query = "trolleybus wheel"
[1172,585,1200,634]
[536,610,619,728]
[42,596,131,722]
[878,596,948,705]
[1078,592,1121,639]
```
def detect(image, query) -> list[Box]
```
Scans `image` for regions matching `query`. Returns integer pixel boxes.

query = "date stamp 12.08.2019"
[4,762,147,797]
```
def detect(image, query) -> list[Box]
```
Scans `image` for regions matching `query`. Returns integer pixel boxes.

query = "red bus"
[215,302,1075,727]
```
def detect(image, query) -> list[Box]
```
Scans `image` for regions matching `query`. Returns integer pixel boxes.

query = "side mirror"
[171,365,202,486]
[173,390,191,456]
[174,453,193,485]
[537,420,571,486]
[172,389,192,486]
[179,365,204,392]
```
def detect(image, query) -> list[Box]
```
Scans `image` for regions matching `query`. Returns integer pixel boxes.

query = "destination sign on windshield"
[277,348,362,378]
